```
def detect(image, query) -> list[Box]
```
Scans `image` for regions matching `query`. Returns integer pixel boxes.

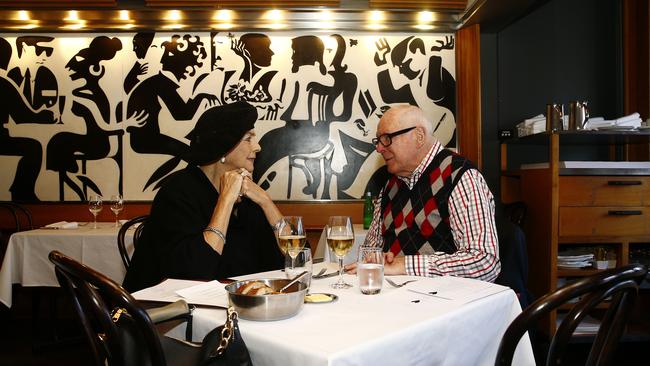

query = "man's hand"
[383,252,407,275]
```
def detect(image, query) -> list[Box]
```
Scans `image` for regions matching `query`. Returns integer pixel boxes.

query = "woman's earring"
[220,157,226,163]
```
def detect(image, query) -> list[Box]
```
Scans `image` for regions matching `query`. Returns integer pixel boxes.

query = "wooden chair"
[117,215,148,270]
[49,250,244,366]
[495,264,648,366]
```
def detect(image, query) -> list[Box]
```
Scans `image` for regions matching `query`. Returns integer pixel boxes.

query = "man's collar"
[397,141,442,187]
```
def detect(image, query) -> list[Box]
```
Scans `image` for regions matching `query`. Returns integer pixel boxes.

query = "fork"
[311,268,327,278]
[385,278,418,288]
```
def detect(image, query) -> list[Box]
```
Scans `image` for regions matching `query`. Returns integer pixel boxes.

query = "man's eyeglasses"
[372,126,417,147]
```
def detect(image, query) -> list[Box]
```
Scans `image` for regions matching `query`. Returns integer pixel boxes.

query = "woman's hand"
[239,171,271,206]
[219,169,245,206]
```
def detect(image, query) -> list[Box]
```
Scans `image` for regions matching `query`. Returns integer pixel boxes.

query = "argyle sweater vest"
[381,149,476,256]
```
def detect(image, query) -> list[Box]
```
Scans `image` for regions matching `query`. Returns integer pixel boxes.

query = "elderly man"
[363,104,500,282]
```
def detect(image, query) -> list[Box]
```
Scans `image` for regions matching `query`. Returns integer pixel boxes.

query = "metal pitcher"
[546,103,564,132]
[568,101,589,130]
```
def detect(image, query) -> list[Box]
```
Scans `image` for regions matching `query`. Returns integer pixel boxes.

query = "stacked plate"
[557,253,594,269]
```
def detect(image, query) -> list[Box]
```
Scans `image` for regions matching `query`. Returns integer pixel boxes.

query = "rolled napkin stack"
[516,114,546,137]
[584,116,613,129]
[45,221,79,229]
[615,112,642,128]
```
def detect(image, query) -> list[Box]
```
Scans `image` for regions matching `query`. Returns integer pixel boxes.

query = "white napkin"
[615,112,640,124]
[45,221,79,229]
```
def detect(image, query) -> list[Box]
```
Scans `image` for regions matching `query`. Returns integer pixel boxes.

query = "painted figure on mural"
[8,36,62,115]
[301,34,374,199]
[374,35,456,147]
[254,35,334,199]
[127,34,218,191]
[46,36,129,200]
[123,32,156,95]
[0,37,56,202]
[221,33,284,121]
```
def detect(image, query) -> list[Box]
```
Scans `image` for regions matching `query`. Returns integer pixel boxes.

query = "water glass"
[110,195,124,227]
[88,195,103,229]
[357,247,384,295]
[285,247,312,290]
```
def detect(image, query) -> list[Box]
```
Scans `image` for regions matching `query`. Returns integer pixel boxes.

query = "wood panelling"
[623,0,650,161]
[0,0,116,6]
[146,0,339,7]
[1,201,362,231]
[455,24,482,169]
[369,0,466,11]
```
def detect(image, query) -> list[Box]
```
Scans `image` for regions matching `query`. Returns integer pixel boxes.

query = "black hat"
[189,101,258,166]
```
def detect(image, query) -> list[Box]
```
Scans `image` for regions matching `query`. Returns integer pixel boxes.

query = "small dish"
[304,293,338,304]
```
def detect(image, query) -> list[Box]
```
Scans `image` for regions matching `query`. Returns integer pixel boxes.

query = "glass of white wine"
[110,194,124,227]
[277,216,306,270]
[326,216,354,289]
[88,195,103,229]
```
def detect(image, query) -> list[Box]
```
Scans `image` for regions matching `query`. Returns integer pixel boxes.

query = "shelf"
[559,235,650,243]
[557,268,606,277]
[504,130,650,146]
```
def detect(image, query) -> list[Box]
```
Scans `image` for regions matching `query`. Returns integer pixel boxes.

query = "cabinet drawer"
[559,176,650,206]
[559,207,650,236]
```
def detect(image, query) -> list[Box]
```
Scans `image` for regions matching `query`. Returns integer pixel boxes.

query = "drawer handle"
[607,210,643,216]
[607,180,642,186]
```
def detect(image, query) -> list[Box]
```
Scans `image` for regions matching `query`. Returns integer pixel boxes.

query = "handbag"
[201,307,253,366]
[111,305,252,366]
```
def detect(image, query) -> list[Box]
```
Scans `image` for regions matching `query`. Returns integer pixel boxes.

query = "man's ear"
[416,126,426,146]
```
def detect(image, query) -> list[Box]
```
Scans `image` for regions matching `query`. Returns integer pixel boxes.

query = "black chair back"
[117,215,148,269]
[49,250,166,366]
[495,264,647,366]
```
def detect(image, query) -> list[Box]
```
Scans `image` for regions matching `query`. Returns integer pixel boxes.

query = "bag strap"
[211,307,238,357]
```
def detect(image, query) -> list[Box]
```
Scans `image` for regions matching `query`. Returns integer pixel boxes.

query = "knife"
[313,268,351,279]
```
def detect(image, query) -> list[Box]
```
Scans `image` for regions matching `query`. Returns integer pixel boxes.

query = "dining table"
[134,263,535,366]
[0,221,133,308]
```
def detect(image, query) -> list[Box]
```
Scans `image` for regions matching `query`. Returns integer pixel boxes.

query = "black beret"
[189,101,258,166]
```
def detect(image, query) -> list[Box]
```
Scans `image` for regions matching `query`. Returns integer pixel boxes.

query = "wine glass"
[88,195,103,229]
[277,216,306,270]
[326,216,354,289]
[110,194,124,227]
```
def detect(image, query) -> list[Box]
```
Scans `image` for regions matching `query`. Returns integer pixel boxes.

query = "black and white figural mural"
[0,32,456,202]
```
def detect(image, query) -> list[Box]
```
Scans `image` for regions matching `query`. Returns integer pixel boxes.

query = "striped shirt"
[364,141,500,282]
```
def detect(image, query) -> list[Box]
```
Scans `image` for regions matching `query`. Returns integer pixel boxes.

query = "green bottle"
[363,191,373,229]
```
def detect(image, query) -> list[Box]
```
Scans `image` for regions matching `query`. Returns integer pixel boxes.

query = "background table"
[0,222,133,308]
[315,223,367,265]
[162,268,535,366]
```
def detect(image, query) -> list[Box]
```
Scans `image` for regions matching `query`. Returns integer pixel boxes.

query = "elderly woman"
[123,101,284,292]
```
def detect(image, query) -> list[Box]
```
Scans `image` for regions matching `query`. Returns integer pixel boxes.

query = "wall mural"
[0,31,456,202]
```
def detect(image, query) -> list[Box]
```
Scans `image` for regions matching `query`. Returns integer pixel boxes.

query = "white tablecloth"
[166,267,535,366]
[0,222,133,308]
[316,224,368,265]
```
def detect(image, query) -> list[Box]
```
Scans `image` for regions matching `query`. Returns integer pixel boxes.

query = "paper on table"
[407,276,509,304]
[44,221,79,229]
[132,278,229,307]
[132,278,200,303]
[175,280,228,307]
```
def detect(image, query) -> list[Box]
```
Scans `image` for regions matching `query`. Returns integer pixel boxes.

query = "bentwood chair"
[495,264,647,366]
[117,215,148,270]
[49,250,246,366]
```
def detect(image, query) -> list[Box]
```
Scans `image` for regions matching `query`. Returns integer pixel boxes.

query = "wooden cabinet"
[500,130,650,336]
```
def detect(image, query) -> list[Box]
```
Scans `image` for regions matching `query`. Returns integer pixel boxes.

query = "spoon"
[279,270,309,293]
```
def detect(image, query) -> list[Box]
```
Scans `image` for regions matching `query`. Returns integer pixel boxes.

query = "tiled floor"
[1,286,649,365]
